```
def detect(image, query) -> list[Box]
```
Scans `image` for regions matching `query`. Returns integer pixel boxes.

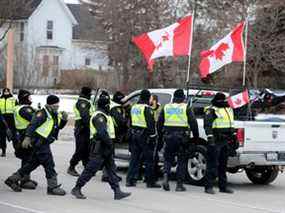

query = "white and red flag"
[132,15,193,70]
[228,89,250,109]
[199,22,245,79]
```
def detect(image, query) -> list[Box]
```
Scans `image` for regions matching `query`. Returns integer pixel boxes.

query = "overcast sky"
[64,0,80,4]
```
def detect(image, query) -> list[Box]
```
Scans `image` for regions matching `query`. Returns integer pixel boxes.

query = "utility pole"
[6,28,14,90]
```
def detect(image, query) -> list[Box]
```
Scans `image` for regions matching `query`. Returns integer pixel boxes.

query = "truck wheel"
[245,166,279,185]
[185,145,207,186]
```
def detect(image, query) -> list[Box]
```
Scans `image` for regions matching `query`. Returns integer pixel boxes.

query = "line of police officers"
[1,86,236,200]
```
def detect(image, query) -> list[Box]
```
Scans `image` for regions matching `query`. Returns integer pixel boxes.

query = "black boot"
[47,177,66,196]
[1,149,6,157]
[114,187,131,200]
[20,175,37,190]
[67,166,80,177]
[71,186,86,199]
[5,172,22,192]
[146,182,161,188]
[205,188,216,194]
[162,174,170,191]
[220,188,234,194]
[175,182,186,192]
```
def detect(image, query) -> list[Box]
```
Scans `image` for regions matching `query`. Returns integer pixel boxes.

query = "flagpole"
[186,10,195,86]
[242,17,249,87]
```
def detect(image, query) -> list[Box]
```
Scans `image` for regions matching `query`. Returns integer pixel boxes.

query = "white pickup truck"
[116,88,285,186]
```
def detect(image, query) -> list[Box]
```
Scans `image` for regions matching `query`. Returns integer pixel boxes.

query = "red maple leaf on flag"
[234,98,242,105]
[156,32,170,50]
[214,43,229,60]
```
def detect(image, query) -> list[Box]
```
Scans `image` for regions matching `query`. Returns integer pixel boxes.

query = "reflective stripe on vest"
[164,103,188,127]
[206,106,234,129]
[131,104,147,128]
[73,97,95,120]
[14,105,30,130]
[0,97,16,114]
[90,111,115,139]
[35,108,62,139]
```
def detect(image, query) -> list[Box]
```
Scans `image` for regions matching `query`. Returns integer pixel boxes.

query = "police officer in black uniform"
[68,87,94,176]
[5,95,68,196]
[101,91,126,182]
[13,89,38,189]
[126,89,160,188]
[158,89,199,191]
[204,92,235,194]
[71,92,131,200]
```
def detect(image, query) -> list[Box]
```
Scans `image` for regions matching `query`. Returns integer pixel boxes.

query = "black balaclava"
[18,89,32,105]
[97,92,110,114]
[113,91,125,104]
[211,92,229,108]
[173,89,185,103]
[138,89,151,105]
[1,88,13,99]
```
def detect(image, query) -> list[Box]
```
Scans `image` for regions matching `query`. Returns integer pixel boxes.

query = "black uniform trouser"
[69,127,90,168]
[163,131,188,183]
[205,141,228,190]
[76,143,119,190]
[126,129,156,185]
[13,131,33,168]
[0,114,15,152]
[18,138,57,180]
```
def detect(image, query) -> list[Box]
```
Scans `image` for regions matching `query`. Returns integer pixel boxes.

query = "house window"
[85,58,91,66]
[20,22,25,41]
[42,55,49,77]
[47,20,53,40]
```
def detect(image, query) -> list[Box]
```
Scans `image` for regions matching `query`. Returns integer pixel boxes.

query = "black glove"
[60,111,68,121]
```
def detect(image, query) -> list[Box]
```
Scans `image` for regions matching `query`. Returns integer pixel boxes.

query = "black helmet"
[18,89,31,105]
[113,91,125,104]
[211,92,227,106]
[80,87,92,99]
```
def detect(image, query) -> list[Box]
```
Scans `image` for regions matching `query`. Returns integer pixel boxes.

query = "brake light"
[236,128,245,147]
[201,91,215,96]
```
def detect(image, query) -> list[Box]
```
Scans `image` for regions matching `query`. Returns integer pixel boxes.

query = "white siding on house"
[27,0,74,70]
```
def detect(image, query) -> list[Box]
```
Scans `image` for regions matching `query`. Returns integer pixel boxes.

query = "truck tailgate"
[243,121,285,152]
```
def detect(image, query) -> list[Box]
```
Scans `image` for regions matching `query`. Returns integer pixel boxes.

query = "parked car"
[115,88,285,186]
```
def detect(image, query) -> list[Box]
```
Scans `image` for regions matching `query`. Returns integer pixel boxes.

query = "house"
[0,0,110,88]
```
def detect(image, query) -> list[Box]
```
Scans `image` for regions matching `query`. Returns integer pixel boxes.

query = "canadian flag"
[199,22,245,79]
[228,89,250,109]
[132,15,193,70]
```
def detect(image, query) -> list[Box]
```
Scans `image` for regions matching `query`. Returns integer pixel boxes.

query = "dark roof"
[67,3,106,41]
[13,0,42,20]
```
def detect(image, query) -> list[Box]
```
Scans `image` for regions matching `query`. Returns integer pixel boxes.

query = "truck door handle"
[271,125,280,128]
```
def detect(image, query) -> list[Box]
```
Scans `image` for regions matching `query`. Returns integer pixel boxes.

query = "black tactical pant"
[13,131,33,167]
[76,141,119,190]
[205,139,228,190]
[126,129,156,185]
[0,114,15,153]
[69,127,90,168]
[163,131,188,183]
[18,138,57,180]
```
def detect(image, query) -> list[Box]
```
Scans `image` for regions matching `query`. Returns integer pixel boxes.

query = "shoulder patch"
[80,102,87,108]
[205,110,211,115]
[26,108,32,113]
[36,111,43,117]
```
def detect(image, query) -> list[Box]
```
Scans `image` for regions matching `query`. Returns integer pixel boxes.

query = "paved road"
[0,129,285,213]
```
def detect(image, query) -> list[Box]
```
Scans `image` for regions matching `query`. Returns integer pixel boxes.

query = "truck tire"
[245,166,279,185]
[185,145,207,186]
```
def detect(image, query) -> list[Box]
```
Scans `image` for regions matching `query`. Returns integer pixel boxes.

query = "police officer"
[0,88,17,157]
[101,91,126,182]
[68,87,95,176]
[158,89,199,191]
[126,89,160,188]
[13,89,38,189]
[71,92,131,200]
[204,92,235,194]
[5,95,68,196]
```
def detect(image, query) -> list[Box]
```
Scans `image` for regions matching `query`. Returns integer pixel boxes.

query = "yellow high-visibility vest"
[164,103,188,127]
[205,106,234,128]
[73,97,95,121]
[90,111,115,139]
[131,104,147,128]
[14,105,32,130]
[0,97,16,114]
